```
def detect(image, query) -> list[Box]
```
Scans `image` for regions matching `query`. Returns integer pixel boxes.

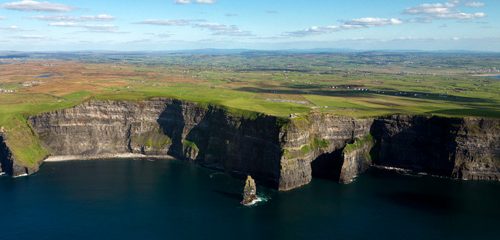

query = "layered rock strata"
[339,135,375,184]
[278,113,373,190]
[28,99,283,186]
[371,115,500,180]
[0,99,497,191]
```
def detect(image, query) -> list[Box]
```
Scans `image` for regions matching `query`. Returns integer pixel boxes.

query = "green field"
[0,51,499,168]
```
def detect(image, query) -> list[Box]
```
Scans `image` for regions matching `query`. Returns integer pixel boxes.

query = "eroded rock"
[7,100,496,191]
[241,175,258,206]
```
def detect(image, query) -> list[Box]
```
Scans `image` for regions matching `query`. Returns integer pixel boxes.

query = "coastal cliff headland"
[1,99,498,190]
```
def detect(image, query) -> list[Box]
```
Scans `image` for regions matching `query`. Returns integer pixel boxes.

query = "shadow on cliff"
[157,101,233,166]
[311,149,344,181]
[155,101,288,189]
[0,134,13,175]
[157,99,186,157]
[186,106,282,188]
[186,107,282,187]
[182,106,219,164]
[370,116,460,176]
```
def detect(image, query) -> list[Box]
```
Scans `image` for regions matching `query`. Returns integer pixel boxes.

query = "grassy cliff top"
[0,53,499,168]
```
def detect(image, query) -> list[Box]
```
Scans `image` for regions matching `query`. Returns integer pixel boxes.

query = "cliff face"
[5,99,496,191]
[0,133,28,176]
[0,133,13,175]
[339,135,375,184]
[371,115,500,180]
[29,99,283,186]
[30,100,167,156]
[453,118,500,180]
[278,113,373,190]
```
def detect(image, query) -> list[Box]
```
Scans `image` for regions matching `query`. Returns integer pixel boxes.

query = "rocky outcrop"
[279,113,373,190]
[339,135,375,184]
[241,175,258,206]
[0,133,28,176]
[453,118,500,180]
[0,99,496,191]
[371,115,500,180]
[270,114,498,190]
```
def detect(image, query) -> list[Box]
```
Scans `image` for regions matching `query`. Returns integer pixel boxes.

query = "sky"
[0,0,499,51]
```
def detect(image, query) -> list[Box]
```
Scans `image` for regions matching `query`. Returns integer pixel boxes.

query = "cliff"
[278,113,373,190]
[0,133,12,175]
[1,99,498,191]
[339,134,375,184]
[28,99,283,187]
[0,133,28,176]
[371,115,500,180]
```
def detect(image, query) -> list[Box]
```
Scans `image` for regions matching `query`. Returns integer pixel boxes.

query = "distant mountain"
[0,49,498,60]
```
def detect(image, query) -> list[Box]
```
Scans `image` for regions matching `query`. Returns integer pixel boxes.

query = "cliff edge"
[0,99,497,190]
[0,133,29,177]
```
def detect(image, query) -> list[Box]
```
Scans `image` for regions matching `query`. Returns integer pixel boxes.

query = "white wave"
[44,153,174,162]
[13,173,28,178]
[242,194,269,207]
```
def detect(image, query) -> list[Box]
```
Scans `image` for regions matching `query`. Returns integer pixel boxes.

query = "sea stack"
[241,175,258,206]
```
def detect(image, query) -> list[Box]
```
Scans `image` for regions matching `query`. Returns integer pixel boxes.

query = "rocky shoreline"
[44,153,174,162]
[1,98,498,190]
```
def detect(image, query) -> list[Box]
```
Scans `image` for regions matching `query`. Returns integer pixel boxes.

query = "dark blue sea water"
[1,159,499,240]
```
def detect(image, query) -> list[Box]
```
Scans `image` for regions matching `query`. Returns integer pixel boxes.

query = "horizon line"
[1,48,499,54]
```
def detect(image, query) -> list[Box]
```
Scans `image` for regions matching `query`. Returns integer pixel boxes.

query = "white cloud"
[344,18,403,27]
[194,22,253,36]
[157,33,172,38]
[146,33,173,38]
[48,21,78,27]
[48,21,120,33]
[465,1,485,8]
[286,17,402,37]
[405,3,453,15]
[287,26,338,36]
[175,0,216,5]
[15,34,46,39]
[135,19,193,26]
[195,0,216,4]
[136,18,251,37]
[34,14,114,22]
[404,1,486,20]
[0,16,5,20]
[2,0,74,12]
[82,24,119,32]
[0,25,20,31]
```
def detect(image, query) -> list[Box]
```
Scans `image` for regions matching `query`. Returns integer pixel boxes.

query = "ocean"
[1,159,499,240]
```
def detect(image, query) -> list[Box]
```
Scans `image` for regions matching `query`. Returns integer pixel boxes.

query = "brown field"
[0,60,203,96]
